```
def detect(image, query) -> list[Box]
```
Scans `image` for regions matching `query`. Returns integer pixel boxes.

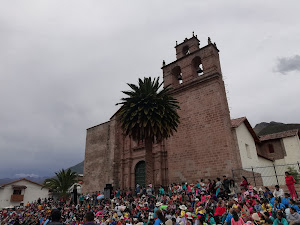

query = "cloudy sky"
[0,0,300,178]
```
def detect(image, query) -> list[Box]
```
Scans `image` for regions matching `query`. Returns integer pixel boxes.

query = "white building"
[232,117,300,186]
[0,178,50,209]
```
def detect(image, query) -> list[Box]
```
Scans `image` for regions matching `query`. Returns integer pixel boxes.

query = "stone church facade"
[83,35,243,193]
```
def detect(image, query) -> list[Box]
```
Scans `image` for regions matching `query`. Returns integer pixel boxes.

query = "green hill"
[254,121,300,136]
[68,161,84,174]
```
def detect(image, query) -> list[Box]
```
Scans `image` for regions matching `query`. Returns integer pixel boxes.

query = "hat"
[252,213,260,221]
[156,202,162,207]
[119,206,126,211]
[179,222,184,225]
[195,198,199,201]
[233,198,238,202]
[185,212,193,219]
[165,219,172,225]
[179,205,187,210]
[148,184,152,188]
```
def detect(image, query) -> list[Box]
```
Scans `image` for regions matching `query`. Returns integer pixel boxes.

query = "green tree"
[117,77,180,185]
[43,168,77,199]
[287,166,300,184]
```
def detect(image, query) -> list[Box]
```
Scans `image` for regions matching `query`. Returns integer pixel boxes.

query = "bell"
[197,68,203,74]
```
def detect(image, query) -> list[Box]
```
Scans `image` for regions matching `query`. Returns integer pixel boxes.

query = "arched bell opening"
[171,66,183,84]
[192,56,204,76]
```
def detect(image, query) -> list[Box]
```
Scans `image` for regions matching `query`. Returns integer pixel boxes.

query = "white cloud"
[15,173,40,178]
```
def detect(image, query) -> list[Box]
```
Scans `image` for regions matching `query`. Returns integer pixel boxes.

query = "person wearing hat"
[184,212,193,225]
[154,202,162,219]
[179,205,187,218]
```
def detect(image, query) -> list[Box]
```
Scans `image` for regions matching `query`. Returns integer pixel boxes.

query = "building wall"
[235,123,259,169]
[257,139,286,160]
[0,180,49,209]
[117,131,168,190]
[83,121,116,193]
[164,78,240,183]
[162,39,240,183]
[282,136,300,164]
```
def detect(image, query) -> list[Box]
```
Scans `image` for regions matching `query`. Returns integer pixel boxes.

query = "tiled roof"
[259,129,299,141]
[231,117,260,142]
[0,178,44,188]
[231,117,247,128]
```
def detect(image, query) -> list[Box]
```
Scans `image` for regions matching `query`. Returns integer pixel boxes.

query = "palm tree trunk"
[145,137,154,186]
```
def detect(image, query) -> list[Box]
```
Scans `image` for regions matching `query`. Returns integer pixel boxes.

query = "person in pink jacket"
[285,171,297,200]
[231,211,245,225]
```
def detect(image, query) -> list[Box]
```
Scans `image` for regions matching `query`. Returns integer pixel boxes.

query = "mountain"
[254,121,300,136]
[68,161,84,174]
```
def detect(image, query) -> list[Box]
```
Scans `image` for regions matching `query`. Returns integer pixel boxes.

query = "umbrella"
[96,211,103,217]
[160,205,168,210]
[97,195,105,200]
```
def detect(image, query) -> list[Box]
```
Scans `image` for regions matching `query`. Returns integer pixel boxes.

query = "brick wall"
[163,37,239,183]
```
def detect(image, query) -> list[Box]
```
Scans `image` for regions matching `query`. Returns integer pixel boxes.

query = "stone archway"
[135,161,146,187]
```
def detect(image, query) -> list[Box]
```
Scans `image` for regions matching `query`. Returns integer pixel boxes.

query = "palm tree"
[117,77,180,185]
[43,168,77,200]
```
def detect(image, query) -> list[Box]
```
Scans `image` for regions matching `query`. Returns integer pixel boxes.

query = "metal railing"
[232,162,300,187]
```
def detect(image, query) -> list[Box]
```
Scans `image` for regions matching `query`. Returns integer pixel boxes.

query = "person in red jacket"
[285,171,297,200]
[240,176,248,190]
[214,201,225,224]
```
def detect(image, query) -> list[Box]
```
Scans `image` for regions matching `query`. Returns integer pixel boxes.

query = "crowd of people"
[0,172,299,225]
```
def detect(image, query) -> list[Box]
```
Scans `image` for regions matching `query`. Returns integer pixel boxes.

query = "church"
[83,35,300,193]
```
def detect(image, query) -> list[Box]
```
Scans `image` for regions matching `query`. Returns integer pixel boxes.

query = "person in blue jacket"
[281,193,290,206]
[289,199,300,212]
[154,210,165,225]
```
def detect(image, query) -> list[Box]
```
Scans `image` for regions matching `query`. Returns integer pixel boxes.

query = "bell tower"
[162,35,222,87]
[162,34,241,182]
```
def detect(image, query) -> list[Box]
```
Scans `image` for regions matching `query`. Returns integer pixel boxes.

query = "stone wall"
[83,121,115,193]
[162,37,240,183]
[165,75,239,183]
